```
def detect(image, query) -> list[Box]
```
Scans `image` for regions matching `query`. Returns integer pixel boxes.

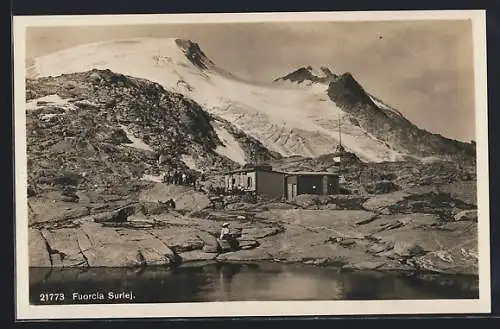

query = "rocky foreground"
[28,181,478,276]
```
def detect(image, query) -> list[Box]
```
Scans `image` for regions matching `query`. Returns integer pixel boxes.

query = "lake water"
[29,262,479,304]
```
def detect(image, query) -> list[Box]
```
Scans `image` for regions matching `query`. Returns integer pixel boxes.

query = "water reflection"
[29,262,479,304]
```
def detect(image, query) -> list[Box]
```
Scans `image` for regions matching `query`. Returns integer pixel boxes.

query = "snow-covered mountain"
[27,37,474,163]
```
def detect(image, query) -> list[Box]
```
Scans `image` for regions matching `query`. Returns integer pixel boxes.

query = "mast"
[339,114,342,147]
[338,114,343,179]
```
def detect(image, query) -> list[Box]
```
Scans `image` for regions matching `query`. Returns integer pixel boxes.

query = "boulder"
[27,185,37,197]
[292,194,329,208]
[152,227,205,253]
[364,180,399,195]
[60,207,90,221]
[216,248,273,262]
[327,195,369,210]
[454,209,478,222]
[29,228,52,267]
[225,202,251,211]
[28,199,91,225]
[63,81,77,89]
[115,229,152,241]
[410,247,478,275]
[139,184,210,212]
[110,128,132,145]
[362,191,409,213]
[171,238,204,253]
[238,239,259,250]
[53,171,82,187]
[127,213,152,223]
[79,221,123,246]
[142,201,170,215]
[93,204,136,223]
[240,227,283,240]
[178,250,218,262]
[265,202,297,210]
[342,260,387,271]
[339,238,357,248]
[126,221,155,229]
[84,243,145,267]
[318,203,338,210]
[39,228,88,267]
[218,239,235,252]
[136,239,177,266]
[198,231,220,253]
[366,241,394,255]
[61,194,79,203]
[389,241,427,259]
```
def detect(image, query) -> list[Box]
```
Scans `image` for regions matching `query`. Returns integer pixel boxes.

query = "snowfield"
[368,95,404,117]
[28,37,406,162]
[119,125,154,152]
[180,154,200,171]
[212,122,247,165]
[26,94,78,112]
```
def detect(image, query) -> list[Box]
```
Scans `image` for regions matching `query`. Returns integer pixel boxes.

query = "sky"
[26,19,476,142]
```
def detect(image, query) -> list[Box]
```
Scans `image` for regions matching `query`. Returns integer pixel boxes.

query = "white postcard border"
[13,10,490,320]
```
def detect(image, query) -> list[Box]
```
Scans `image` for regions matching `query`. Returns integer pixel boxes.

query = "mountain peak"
[274,65,338,85]
[174,38,215,70]
[327,72,373,106]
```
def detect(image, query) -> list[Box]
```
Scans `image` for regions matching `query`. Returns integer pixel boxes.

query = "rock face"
[454,209,478,222]
[274,66,337,84]
[326,72,475,159]
[139,184,210,212]
[198,231,221,253]
[29,228,52,267]
[362,192,409,213]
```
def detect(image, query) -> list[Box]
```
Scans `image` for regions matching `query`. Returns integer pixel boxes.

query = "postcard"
[13,10,490,320]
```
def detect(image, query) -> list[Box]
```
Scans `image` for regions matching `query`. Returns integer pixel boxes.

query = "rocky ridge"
[26,69,278,195]
[275,66,476,159]
[326,73,476,158]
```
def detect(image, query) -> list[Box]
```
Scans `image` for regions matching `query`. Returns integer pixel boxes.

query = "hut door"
[287,183,297,200]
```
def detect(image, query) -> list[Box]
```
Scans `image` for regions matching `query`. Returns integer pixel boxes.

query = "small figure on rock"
[220,222,230,240]
[218,222,240,252]
[167,198,176,209]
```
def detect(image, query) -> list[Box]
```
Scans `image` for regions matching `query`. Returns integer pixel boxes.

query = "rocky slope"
[274,65,338,84]
[26,69,279,197]
[325,73,476,158]
[272,153,476,196]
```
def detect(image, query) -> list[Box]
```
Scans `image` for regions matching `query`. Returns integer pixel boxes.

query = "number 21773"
[39,293,65,302]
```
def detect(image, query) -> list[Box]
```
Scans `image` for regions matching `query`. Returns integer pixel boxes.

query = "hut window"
[247,176,252,188]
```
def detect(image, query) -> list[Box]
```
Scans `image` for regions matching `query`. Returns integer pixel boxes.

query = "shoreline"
[27,259,480,279]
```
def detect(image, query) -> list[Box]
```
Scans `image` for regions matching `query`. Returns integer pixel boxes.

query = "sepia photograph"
[13,10,490,319]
